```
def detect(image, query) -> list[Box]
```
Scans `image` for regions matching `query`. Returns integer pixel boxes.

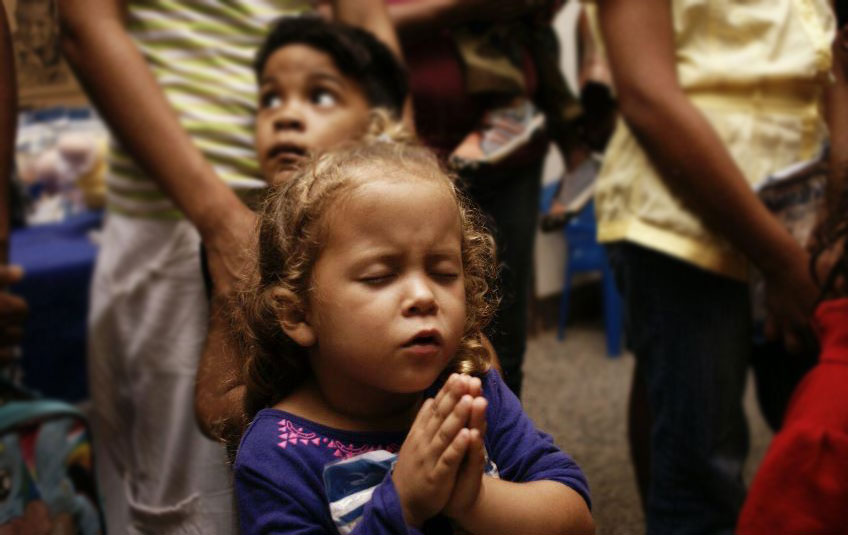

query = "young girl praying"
[232,139,594,534]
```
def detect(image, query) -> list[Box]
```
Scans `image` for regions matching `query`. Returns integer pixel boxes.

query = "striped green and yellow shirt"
[108,0,310,218]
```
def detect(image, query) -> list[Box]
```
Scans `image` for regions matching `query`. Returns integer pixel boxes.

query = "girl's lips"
[402,330,444,359]
[403,343,442,359]
[402,329,443,348]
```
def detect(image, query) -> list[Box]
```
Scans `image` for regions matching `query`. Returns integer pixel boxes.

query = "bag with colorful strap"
[0,379,104,534]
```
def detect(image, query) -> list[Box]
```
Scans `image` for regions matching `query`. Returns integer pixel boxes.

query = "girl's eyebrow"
[349,249,398,266]
[349,249,461,270]
[427,249,462,262]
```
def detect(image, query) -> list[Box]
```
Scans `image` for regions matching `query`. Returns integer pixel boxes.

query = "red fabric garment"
[737,298,848,534]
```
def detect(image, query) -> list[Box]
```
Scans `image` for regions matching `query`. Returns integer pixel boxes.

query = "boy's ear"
[271,287,316,348]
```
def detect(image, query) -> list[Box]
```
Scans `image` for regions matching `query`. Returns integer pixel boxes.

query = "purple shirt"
[234,370,590,534]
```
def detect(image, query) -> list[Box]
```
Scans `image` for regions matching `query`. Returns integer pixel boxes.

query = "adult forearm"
[59,2,242,237]
[617,89,805,277]
[598,0,810,277]
[334,0,403,60]
[455,479,594,535]
[333,0,415,129]
[195,296,247,443]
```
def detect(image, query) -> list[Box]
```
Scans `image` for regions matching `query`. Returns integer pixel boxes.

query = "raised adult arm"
[597,0,818,349]
[59,0,255,293]
[331,0,416,131]
[333,0,403,61]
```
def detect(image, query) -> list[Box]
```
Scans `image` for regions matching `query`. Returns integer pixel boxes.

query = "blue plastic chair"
[541,182,622,357]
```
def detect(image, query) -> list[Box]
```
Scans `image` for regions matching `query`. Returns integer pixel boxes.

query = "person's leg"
[608,243,651,510]
[88,217,131,534]
[465,159,543,398]
[88,214,235,535]
[612,242,749,535]
[628,360,652,510]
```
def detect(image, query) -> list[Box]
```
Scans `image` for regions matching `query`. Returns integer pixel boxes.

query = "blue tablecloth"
[9,211,102,402]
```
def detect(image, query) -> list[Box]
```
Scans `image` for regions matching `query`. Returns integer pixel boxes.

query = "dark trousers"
[609,242,749,535]
[464,159,543,398]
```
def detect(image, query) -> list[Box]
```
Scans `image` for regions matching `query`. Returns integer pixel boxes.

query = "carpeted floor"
[520,321,774,535]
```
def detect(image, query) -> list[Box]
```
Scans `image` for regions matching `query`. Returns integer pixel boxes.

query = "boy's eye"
[311,89,338,108]
[260,93,282,109]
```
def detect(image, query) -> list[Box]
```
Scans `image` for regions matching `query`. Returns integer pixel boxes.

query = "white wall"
[533,1,582,298]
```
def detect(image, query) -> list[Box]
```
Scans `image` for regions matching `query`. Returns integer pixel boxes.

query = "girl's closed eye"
[359,271,396,286]
[429,258,462,282]
[431,270,460,282]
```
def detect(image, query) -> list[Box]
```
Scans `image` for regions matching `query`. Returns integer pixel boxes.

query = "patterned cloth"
[107,0,311,218]
[324,448,500,534]
[324,450,398,534]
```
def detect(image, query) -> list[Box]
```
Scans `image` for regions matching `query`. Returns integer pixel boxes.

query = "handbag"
[0,377,105,534]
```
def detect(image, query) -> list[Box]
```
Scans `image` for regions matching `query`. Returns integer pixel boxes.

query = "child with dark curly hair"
[232,139,593,534]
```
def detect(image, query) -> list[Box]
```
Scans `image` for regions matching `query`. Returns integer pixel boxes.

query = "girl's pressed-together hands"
[392,372,594,534]
[392,373,488,528]
[443,387,488,522]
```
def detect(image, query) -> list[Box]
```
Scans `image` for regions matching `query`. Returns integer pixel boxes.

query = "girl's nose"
[403,278,438,317]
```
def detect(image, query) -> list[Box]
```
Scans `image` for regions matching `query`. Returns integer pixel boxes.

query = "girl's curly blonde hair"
[235,135,500,420]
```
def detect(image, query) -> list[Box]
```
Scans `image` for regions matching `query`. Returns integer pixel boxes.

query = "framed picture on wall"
[2,0,87,109]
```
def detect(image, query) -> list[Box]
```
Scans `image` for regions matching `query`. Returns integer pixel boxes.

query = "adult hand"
[762,252,818,353]
[392,373,475,528]
[201,203,256,296]
[0,265,27,364]
[812,234,846,297]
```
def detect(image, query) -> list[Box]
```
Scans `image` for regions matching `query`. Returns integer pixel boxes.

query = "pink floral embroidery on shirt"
[277,419,321,449]
[276,419,400,458]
